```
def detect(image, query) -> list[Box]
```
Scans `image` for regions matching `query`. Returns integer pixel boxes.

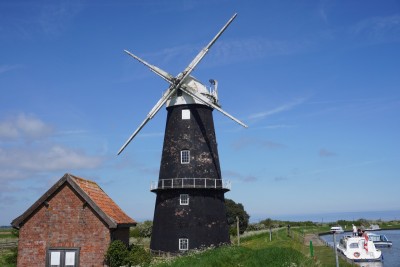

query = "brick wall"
[17,184,111,266]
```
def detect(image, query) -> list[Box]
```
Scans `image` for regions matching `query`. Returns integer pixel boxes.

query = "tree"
[138,220,153,238]
[130,221,153,239]
[225,198,250,234]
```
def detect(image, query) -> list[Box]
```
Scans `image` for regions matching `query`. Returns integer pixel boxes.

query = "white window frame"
[181,150,190,164]
[179,238,189,251]
[180,194,189,205]
[182,109,190,120]
[47,248,79,267]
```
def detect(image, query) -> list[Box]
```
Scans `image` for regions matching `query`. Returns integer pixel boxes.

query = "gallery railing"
[150,178,231,191]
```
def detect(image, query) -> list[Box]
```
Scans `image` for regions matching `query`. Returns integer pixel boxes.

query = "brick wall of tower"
[17,184,111,267]
[151,189,230,252]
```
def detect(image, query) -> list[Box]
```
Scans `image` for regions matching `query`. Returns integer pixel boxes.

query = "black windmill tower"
[118,13,247,253]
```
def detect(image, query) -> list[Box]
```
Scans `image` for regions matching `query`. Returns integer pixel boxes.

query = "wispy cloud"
[0,64,23,74]
[223,170,258,183]
[274,176,288,182]
[350,14,400,43]
[0,113,54,141]
[248,97,307,121]
[307,159,384,176]
[38,1,84,36]
[232,137,285,151]
[241,124,295,132]
[317,0,334,23]
[319,148,336,157]
[129,36,312,72]
[0,1,83,39]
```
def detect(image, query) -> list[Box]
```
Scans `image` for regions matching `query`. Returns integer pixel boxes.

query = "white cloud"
[0,113,103,188]
[248,97,307,121]
[0,145,103,177]
[350,14,400,43]
[0,64,23,74]
[0,113,53,141]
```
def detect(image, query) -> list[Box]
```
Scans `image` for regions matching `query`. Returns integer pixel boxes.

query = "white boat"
[330,226,344,233]
[367,232,392,247]
[337,235,382,262]
[365,224,381,231]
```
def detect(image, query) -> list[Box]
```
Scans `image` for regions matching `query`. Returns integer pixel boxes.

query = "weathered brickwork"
[151,104,230,253]
[17,184,110,266]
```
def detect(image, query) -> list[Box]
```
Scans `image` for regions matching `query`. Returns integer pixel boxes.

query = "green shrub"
[105,240,129,267]
[4,247,18,265]
[105,240,152,267]
[127,245,152,266]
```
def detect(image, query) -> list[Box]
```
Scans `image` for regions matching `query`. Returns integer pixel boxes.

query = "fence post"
[236,216,240,246]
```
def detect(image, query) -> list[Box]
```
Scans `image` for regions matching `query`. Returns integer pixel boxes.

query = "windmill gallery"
[118,13,247,254]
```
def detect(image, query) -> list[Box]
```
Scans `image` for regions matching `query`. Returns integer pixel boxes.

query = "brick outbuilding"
[11,173,136,267]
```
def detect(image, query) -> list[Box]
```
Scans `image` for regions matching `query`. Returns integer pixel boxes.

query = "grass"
[0,248,17,267]
[153,245,316,267]
[151,228,354,267]
[0,234,15,239]
[0,228,18,240]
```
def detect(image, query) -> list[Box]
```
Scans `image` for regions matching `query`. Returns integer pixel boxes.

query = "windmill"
[119,13,247,253]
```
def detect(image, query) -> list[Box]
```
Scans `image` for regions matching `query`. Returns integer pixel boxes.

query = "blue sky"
[1,0,399,225]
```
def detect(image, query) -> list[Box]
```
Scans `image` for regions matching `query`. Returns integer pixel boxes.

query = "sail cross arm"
[180,85,248,128]
[181,13,237,80]
[124,50,175,85]
[117,86,178,155]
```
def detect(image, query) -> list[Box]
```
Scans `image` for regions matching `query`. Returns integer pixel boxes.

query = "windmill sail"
[118,13,246,155]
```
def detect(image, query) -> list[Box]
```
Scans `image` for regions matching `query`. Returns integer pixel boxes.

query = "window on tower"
[182,109,190,120]
[181,150,190,164]
[180,194,189,205]
[179,238,189,251]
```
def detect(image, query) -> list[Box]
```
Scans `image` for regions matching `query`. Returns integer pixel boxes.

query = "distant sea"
[251,210,400,223]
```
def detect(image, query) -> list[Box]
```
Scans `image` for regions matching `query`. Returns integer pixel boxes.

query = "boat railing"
[150,178,231,191]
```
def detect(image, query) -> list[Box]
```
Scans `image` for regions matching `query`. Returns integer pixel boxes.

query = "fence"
[0,239,18,250]
[150,178,231,191]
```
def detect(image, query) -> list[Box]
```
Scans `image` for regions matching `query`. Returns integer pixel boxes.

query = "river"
[320,230,400,267]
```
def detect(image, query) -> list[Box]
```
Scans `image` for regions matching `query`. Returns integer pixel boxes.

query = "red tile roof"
[70,174,136,225]
[12,173,136,229]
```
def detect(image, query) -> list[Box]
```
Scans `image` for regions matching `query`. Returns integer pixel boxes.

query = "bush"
[4,247,18,265]
[105,240,152,267]
[127,245,152,266]
[105,240,129,267]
